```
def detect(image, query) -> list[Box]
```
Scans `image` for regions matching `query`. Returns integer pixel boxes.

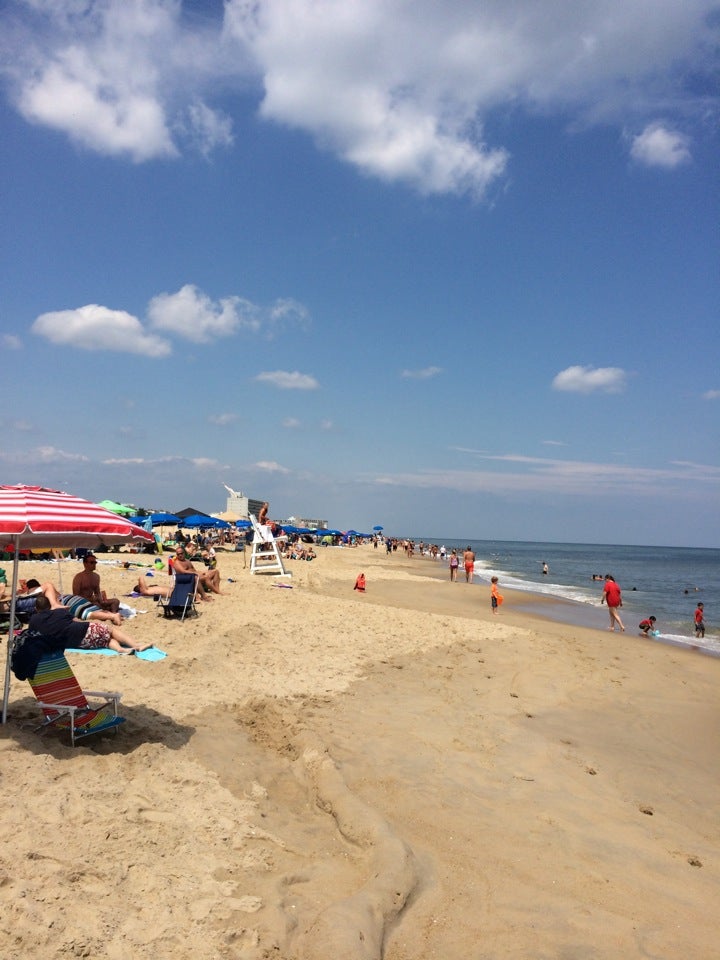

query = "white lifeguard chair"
[249,515,291,577]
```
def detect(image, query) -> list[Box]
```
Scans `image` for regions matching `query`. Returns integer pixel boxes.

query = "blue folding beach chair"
[159,573,198,620]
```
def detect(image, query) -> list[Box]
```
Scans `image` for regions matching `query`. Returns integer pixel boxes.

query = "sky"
[0,0,718,547]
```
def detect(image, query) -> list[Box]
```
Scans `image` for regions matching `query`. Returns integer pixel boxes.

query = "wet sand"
[1,545,718,958]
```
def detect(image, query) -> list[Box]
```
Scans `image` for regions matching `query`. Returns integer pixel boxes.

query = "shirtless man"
[72,553,120,613]
[463,546,476,583]
[171,546,218,600]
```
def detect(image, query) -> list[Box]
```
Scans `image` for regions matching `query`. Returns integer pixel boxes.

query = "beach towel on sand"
[65,647,167,661]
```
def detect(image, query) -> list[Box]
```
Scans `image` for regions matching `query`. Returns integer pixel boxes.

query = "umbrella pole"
[1,535,20,724]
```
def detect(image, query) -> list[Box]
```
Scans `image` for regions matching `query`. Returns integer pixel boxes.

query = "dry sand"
[1,544,718,959]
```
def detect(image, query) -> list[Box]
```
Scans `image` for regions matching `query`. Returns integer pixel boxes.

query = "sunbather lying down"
[134,575,170,599]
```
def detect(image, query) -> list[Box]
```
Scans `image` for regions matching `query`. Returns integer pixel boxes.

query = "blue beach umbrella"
[182,515,230,529]
[372,525,383,531]
[150,512,181,526]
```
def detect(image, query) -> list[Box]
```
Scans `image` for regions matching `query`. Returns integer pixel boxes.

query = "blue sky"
[1,0,718,546]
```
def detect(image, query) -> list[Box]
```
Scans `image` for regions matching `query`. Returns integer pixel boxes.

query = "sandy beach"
[1,543,718,959]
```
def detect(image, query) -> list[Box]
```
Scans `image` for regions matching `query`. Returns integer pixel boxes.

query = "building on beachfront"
[218,484,264,519]
[283,515,328,531]
[217,484,325,528]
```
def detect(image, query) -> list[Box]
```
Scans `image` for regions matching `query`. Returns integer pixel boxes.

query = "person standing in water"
[600,574,625,632]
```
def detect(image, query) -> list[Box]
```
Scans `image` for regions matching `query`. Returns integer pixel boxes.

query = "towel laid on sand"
[65,647,167,661]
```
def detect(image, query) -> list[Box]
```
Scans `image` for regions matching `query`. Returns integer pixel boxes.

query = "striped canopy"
[0,485,154,548]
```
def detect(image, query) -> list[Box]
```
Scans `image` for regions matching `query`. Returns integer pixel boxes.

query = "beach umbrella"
[234,519,251,529]
[0,485,154,723]
[97,499,134,516]
[150,512,181,526]
[129,512,181,527]
[181,515,230,529]
[372,525,383,531]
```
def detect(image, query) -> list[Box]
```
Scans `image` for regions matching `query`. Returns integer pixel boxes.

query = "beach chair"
[158,573,198,620]
[28,651,124,746]
[249,515,291,577]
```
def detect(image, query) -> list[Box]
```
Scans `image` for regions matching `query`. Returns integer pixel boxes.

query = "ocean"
[416,539,720,656]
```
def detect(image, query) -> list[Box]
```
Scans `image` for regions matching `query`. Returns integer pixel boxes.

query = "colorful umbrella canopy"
[97,499,134,516]
[1,485,154,723]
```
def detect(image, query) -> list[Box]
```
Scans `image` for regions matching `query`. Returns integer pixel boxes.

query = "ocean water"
[417,539,720,656]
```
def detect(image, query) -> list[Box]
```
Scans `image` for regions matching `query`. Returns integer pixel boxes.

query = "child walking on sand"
[490,576,503,615]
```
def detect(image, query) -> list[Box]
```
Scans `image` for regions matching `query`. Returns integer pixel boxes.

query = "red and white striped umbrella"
[1,485,154,723]
[0,485,154,548]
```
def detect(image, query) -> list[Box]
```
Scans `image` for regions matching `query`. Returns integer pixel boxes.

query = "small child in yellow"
[490,576,503,614]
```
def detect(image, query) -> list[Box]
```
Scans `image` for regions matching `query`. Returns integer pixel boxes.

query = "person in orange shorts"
[463,546,476,583]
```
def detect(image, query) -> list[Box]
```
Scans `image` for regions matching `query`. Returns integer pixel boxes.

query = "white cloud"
[32,304,171,357]
[252,460,291,474]
[2,334,21,349]
[35,446,90,463]
[702,389,720,400]
[209,413,240,426]
[147,284,252,343]
[401,366,443,380]
[3,2,714,194]
[29,284,310,355]
[185,99,234,157]
[101,455,226,470]
[255,370,319,390]
[552,365,627,394]
[223,0,716,195]
[6,0,236,161]
[283,417,301,428]
[374,455,720,498]
[6,418,34,432]
[630,122,691,168]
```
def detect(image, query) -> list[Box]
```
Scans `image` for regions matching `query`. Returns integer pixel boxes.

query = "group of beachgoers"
[3,541,235,661]
[2,553,154,655]
[132,543,224,603]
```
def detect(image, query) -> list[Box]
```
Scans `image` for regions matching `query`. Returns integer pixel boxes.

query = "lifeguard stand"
[249,515,291,577]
